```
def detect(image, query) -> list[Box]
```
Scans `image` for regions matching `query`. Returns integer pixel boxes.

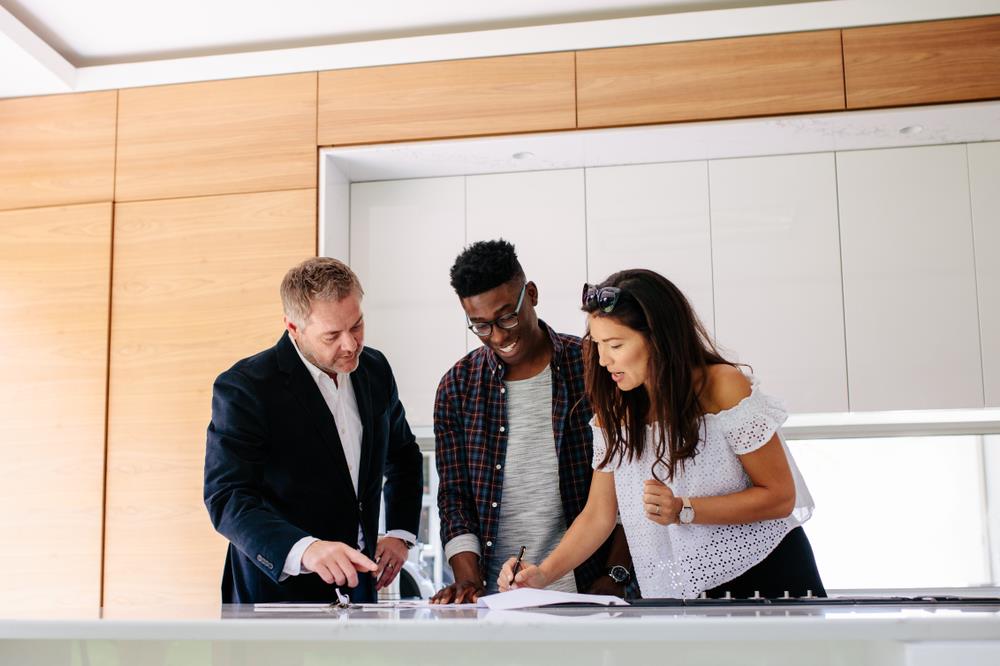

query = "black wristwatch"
[608,565,632,584]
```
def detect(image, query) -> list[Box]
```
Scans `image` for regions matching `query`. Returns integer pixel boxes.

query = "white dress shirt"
[281,339,416,579]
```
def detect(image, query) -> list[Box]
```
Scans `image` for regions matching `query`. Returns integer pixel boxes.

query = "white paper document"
[254,589,627,612]
[475,588,628,610]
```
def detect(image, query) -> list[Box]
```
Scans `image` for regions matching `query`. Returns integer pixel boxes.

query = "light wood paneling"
[577,30,845,128]
[0,91,116,212]
[115,74,317,202]
[104,189,315,610]
[0,202,111,614]
[844,16,1000,109]
[318,53,576,145]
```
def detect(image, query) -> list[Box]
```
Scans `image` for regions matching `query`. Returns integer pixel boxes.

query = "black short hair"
[449,239,525,298]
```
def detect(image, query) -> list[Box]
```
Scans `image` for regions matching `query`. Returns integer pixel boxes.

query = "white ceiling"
[4,0,809,65]
[1,0,999,99]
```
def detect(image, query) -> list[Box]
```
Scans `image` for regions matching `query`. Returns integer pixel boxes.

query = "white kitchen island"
[2,601,999,666]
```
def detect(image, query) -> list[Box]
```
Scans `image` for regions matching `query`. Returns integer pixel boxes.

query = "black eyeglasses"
[468,283,527,337]
[582,283,622,313]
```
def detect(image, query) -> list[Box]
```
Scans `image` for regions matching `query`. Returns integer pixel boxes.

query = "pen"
[510,545,527,585]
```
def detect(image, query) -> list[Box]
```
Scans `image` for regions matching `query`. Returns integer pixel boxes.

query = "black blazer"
[204,332,423,603]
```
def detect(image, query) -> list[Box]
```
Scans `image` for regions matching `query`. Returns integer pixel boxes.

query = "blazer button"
[492,502,498,508]
[499,426,505,432]
[486,541,493,547]
[358,501,363,511]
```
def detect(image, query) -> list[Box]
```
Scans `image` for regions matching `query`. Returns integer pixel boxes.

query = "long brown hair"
[583,269,734,481]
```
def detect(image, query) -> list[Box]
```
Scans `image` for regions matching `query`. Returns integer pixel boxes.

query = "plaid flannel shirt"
[434,320,607,590]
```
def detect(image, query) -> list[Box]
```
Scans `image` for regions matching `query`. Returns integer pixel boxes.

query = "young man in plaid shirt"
[430,240,633,603]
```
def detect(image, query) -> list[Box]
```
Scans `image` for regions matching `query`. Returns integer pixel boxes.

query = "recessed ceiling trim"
[0,5,74,91]
[4,0,1000,98]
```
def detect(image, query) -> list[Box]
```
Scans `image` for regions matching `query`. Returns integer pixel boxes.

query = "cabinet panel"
[577,30,844,129]
[0,91,116,211]
[104,189,315,610]
[350,178,467,427]
[466,170,588,347]
[585,161,714,334]
[0,202,111,613]
[837,145,982,411]
[969,141,1000,407]
[116,73,317,201]
[710,154,848,413]
[319,53,576,145]
[844,16,1000,109]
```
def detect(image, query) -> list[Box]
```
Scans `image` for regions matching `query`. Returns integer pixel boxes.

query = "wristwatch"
[678,497,695,524]
[608,565,632,584]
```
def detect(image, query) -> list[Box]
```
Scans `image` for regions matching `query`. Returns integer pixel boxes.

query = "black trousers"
[705,526,826,599]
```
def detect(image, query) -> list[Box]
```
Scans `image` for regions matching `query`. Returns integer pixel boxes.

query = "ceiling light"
[512,151,534,160]
[899,125,924,135]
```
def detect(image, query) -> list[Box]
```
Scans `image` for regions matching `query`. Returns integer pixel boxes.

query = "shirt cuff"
[280,536,319,582]
[444,533,481,562]
[383,529,418,545]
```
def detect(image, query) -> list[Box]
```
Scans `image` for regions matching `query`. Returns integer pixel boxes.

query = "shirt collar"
[290,336,343,386]
[484,319,565,376]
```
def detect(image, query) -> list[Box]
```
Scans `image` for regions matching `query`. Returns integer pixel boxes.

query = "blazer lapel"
[351,360,375,496]
[275,333,357,501]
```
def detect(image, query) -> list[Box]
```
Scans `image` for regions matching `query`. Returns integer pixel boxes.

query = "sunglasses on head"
[582,283,622,313]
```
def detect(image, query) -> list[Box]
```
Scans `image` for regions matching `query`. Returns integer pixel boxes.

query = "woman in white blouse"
[498,269,824,599]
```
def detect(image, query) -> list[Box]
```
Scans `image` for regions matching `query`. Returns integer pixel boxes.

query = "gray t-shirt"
[486,366,577,593]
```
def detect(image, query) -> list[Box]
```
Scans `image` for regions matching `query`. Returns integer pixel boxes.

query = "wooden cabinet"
[0,91,116,211]
[837,145,983,411]
[318,53,576,145]
[115,74,317,202]
[349,177,467,427]
[577,30,845,129]
[844,16,1000,109]
[709,153,848,413]
[466,170,589,345]
[0,202,111,612]
[103,189,315,610]
[969,141,1000,408]
[585,161,715,334]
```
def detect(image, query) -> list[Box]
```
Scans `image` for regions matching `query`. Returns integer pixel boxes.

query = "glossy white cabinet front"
[969,141,1000,408]
[350,177,467,427]
[585,161,715,335]
[710,153,848,413]
[837,145,983,411]
[466,170,589,347]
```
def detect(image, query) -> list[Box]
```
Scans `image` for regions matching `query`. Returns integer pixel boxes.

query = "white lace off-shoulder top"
[592,376,814,599]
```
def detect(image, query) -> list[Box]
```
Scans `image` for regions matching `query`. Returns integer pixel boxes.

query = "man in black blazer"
[204,257,423,603]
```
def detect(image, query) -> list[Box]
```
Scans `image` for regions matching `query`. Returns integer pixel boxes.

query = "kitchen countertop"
[2,600,999,666]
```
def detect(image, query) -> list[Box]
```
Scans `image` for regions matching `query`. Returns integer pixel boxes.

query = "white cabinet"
[350,177,467,427]
[709,153,848,413]
[969,141,1000,408]
[585,162,715,334]
[837,145,983,411]
[466,170,588,346]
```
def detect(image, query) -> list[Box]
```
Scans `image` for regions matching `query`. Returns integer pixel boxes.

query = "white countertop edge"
[2,614,999,642]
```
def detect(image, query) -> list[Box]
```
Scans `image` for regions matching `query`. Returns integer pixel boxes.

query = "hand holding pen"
[497,546,549,592]
[510,545,526,581]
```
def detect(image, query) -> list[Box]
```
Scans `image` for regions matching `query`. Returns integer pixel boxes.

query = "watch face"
[608,565,630,583]
[679,506,695,524]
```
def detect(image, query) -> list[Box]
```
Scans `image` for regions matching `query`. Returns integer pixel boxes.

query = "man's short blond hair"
[280,257,364,327]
